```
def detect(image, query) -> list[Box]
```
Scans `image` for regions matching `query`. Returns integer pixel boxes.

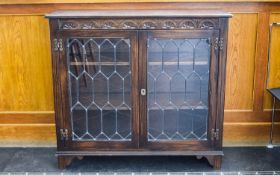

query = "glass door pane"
[147,37,211,141]
[67,37,132,141]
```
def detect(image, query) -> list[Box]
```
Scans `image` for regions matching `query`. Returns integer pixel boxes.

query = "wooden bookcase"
[46,10,231,169]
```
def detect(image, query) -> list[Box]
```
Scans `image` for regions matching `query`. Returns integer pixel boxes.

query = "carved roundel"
[162,20,177,29]
[62,22,78,29]
[179,20,196,29]
[101,20,117,29]
[198,20,216,29]
[121,20,138,29]
[141,20,157,29]
[80,22,99,29]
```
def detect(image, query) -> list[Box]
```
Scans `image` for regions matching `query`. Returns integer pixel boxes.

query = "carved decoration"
[162,20,176,29]
[141,21,157,29]
[61,22,78,29]
[101,21,117,29]
[121,20,138,29]
[199,20,215,29]
[59,18,219,30]
[80,22,98,29]
[178,20,196,29]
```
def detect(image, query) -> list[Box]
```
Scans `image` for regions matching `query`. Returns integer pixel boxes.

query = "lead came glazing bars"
[147,38,210,141]
[67,37,132,141]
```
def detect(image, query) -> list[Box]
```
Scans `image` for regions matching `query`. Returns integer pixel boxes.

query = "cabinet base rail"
[56,151,223,169]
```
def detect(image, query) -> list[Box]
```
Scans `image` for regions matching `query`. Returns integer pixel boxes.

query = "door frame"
[56,30,139,150]
[138,30,220,151]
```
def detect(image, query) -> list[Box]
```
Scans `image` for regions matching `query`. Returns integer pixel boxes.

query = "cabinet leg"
[57,156,75,169]
[205,155,222,169]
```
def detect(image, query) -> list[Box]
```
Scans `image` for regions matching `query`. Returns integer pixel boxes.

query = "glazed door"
[139,30,219,150]
[58,30,139,150]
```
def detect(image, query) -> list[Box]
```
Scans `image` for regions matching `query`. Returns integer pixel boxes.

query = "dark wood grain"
[48,10,230,169]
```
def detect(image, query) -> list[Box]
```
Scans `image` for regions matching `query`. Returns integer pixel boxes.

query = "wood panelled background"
[225,13,258,110]
[0,2,280,147]
[0,15,56,146]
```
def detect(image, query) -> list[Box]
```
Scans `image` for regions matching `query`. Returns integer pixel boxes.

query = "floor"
[0,147,279,172]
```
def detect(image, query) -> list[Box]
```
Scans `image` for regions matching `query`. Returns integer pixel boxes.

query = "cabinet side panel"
[216,18,229,149]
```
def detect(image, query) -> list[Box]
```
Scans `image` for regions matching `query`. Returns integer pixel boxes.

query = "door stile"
[139,31,148,148]
[215,18,229,149]
[208,30,220,148]
[50,19,66,151]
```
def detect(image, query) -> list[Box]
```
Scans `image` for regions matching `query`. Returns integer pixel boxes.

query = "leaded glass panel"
[67,37,132,141]
[147,38,210,141]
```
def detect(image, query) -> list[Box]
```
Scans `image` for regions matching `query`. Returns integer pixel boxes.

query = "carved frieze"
[59,18,219,30]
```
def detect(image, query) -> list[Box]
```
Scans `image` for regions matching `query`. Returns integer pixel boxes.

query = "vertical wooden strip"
[253,12,270,111]
[225,13,258,110]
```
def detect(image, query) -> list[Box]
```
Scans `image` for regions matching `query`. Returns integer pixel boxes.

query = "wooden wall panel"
[0,124,56,147]
[0,15,53,111]
[225,13,258,110]
[264,13,280,109]
[0,112,54,124]
[0,15,55,146]
[223,122,280,146]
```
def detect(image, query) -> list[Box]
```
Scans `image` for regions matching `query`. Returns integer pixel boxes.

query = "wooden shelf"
[148,61,208,66]
[70,62,130,66]
[70,61,208,66]
[73,92,207,110]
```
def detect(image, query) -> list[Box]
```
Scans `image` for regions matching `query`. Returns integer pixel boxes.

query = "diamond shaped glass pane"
[88,104,101,138]
[70,74,78,106]
[93,73,108,108]
[109,73,123,107]
[148,104,164,141]
[72,104,87,139]
[155,73,170,107]
[186,72,201,107]
[100,39,115,77]
[194,39,210,75]
[163,40,178,76]
[117,105,131,140]
[84,40,99,76]
[171,73,185,106]
[78,73,93,108]
[164,106,179,138]
[148,40,162,77]
[179,40,193,76]
[69,40,84,77]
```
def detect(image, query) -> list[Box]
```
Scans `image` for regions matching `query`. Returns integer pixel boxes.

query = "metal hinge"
[60,129,68,140]
[211,128,219,141]
[54,38,63,51]
[214,37,223,50]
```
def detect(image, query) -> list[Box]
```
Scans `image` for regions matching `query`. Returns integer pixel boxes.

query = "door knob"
[141,89,146,96]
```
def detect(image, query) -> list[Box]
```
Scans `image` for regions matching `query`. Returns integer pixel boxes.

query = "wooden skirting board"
[0,112,279,147]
